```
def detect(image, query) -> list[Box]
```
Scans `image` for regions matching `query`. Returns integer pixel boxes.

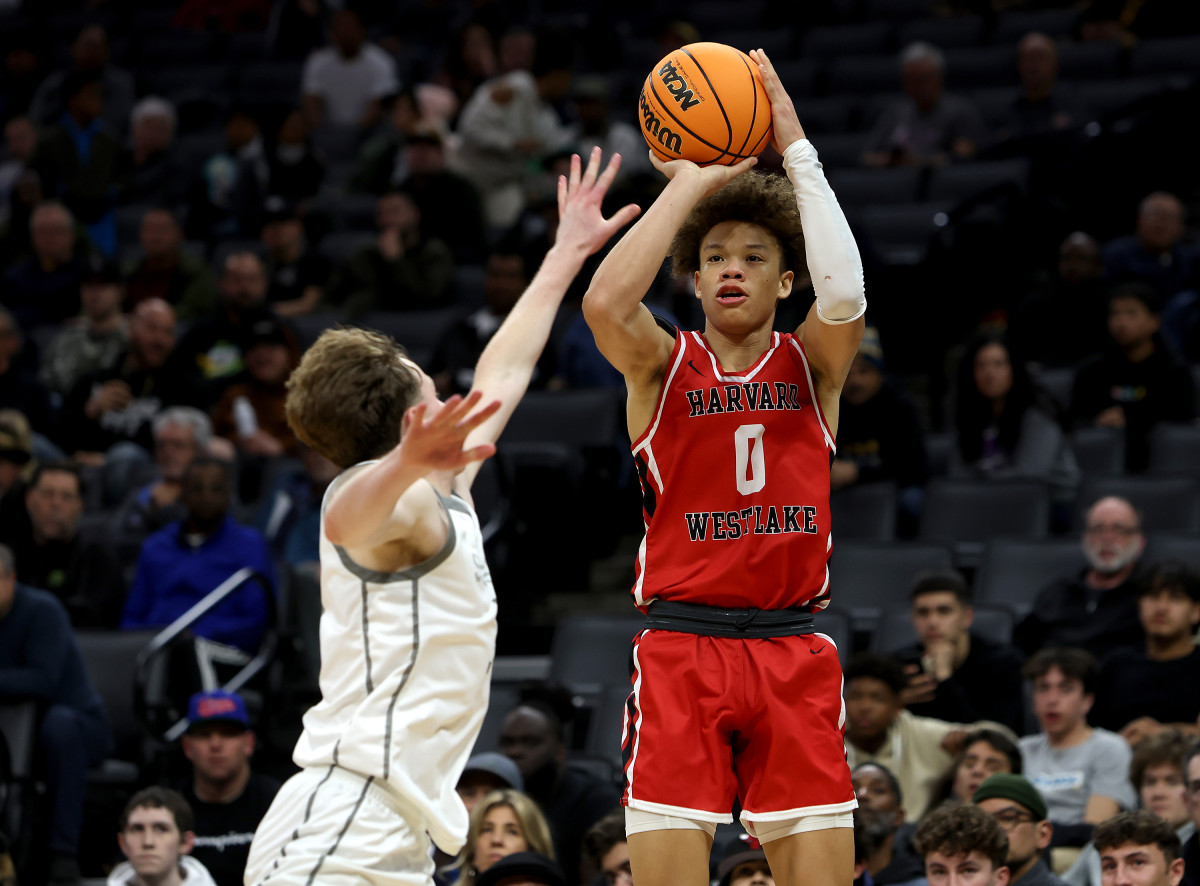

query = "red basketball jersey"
[631,329,835,612]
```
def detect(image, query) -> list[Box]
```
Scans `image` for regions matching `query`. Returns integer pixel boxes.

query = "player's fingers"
[461,443,497,464]
[461,397,502,429]
[726,156,758,178]
[557,174,567,218]
[595,152,623,192]
[568,151,582,193]
[404,402,427,430]
[582,145,603,188]
[607,203,641,231]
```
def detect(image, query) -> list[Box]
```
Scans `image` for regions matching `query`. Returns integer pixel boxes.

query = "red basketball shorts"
[620,629,856,824]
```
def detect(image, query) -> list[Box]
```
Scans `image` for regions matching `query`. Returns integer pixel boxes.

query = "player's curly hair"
[284,327,421,469]
[668,170,805,277]
[914,803,1008,871]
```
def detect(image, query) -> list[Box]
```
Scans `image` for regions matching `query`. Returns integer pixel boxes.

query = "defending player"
[581,50,866,886]
[244,148,639,885]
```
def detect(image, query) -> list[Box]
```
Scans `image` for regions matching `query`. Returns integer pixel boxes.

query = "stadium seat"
[944,46,1018,90]
[317,230,375,265]
[234,61,305,107]
[897,16,986,49]
[972,87,1019,129]
[1143,534,1200,571]
[872,603,1014,654]
[721,30,793,60]
[925,431,953,477]
[175,131,227,173]
[472,684,521,756]
[774,59,821,100]
[310,124,365,168]
[813,606,854,667]
[1030,366,1075,409]
[1070,426,1125,476]
[548,613,645,694]
[309,192,379,232]
[864,0,936,21]
[1130,37,1200,77]
[827,540,955,632]
[288,313,340,350]
[1147,424,1200,476]
[827,166,924,207]
[503,389,623,449]
[992,9,1080,42]
[855,202,952,266]
[918,479,1050,565]
[134,31,214,68]
[793,97,858,134]
[148,64,232,103]
[802,23,894,61]
[1073,476,1200,533]
[809,132,870,169]
[974,538,1082,617]
[827,55,901,95]
[926,159,1029,204]
[831,482,898,542]
[1077,78,1169,121]
[1057,41,1123,81]
[584,685,630,759]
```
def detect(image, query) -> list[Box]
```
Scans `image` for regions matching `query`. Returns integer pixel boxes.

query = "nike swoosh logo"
[810,646,826,655]
[688,360,703,376]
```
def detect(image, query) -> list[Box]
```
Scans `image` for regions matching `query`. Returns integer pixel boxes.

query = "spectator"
[0,27,47,125]
[120,456,275,654]
[30,70,121,256]
[476,852,566,886]
[446,789,557,886]
[109,787,217,886]
[1015,496,1148,659]
[863,42,989,168]
[0,410,34,524]
[498,703,621,884]
[395,123,488,263]
[995,33,1086,142]
[1009,233,1109,369]
[301,9,398,131]
[844,653,1014,820]
[188,107,264,244]
[1020,648,1136,844]
[454,33,574,227]
[932,729,1024,809]
[3,200,94,330]
[1069,282,1194,473]
[459,752,525,816]
[174,252,283,409]
[857,807,901,886]
[895,571,1026,733]
[116,406,213,540]
[851,762,927,886]
[58,298,189,467]
[259,196,329,317]
[567,76,650,184]
[1063,730,1194,886]
[210,315,300,459]
[913,804,1010,886]
[236,109,324,228]
[0,542,111,886]
[40,256,128,396]
[1178,743,1200,882]
[833,328,928,526]
[0,305,54,435]
[974,774,1063,886]
[324,189,455,317]
[347,87,420,194]
[250,441,336,568]
[178,690,281,886]
[1103,193,1199,305]
[715,837,775,886]
[1093,811,1184,886]
[1092,565,1200,745]
[28,24,135,138]
[0,115,37,226]
[431,248,555,396]
[433,22,498,111]
[583,810,632,886]
[6,461,125,626]
[122,208,219,321]
[121,96,186,207]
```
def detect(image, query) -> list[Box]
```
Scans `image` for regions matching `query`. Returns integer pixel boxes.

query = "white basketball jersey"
[292,468,497,854]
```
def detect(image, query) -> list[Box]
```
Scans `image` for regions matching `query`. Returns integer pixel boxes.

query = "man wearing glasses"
[1016,497,1147,659]
[975,774,1064,886]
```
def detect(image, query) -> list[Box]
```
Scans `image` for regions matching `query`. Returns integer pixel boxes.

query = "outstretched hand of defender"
[399,390,502,474]
[555,147,642,256]
[749,47,807,155]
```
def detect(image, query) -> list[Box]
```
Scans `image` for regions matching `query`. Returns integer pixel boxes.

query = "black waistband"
[644,600,816,639]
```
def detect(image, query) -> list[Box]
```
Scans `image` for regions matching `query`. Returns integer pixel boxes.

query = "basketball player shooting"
[243,148,639,886]
[581,49,866,886]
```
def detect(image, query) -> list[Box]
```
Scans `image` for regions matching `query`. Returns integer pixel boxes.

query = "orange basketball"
[638,42,773,167]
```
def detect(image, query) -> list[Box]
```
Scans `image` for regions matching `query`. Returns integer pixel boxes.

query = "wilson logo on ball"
[657,60,702,111]
[639,91,683,154]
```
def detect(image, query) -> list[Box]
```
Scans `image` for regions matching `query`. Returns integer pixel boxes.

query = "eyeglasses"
[1084,524,1139,537]
[990,810,1036,830]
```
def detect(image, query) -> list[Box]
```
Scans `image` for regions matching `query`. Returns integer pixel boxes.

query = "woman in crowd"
[444,789,556,886]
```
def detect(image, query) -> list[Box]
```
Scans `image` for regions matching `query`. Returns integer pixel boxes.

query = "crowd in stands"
[1,0,1199,883]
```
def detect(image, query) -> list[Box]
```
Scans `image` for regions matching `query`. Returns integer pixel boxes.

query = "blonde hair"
[447,789,555,886]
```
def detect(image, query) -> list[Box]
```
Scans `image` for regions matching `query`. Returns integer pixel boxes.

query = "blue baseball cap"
[186,689,250,732]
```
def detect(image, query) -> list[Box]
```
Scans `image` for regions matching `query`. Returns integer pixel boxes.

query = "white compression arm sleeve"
[782,139,866,325]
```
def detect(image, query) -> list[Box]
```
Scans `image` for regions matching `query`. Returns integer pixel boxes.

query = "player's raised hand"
[399,390,502,474]
[554,147,642,257]
[648,151,757,197]
[749,47,807,154]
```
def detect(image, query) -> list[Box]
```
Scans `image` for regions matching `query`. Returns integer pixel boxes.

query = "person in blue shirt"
[0,542,111,886]
[121,457,275,654]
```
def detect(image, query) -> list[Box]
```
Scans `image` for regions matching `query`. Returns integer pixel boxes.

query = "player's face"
[399,356,441,410]
[694,221,792,338]
[472,804,528,872]
[911,591,971,648]
[952,741,1013,801]
[1031,666,1091,739]
[118,806,190,881]
[1100,843,1184,886]
[845,677,902,745]
[181,722,253,785]
[924,850,1008,886]
[729,859,774,886]
[1140,763,1188,828]
[1138,587,1200,642]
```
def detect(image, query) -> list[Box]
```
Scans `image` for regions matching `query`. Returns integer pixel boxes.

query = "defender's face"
[694,221,792,338]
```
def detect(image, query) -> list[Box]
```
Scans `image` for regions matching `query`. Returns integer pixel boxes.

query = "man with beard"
[1092,566,1200,745]
[974,775,1063,886]
[1015,497,1146,659]
[497,702,621,885]
[850,763,926,886]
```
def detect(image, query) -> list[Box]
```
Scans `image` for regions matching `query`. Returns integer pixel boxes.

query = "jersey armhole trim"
[331,480,459,583]
[632,329,687,454]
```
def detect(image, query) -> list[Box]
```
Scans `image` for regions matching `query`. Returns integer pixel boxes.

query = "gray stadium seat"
[926,159,1029,203]
[1147,424,1200,476]
[974,538,1082,618]
[944,46,1018,90]
[827,55,901,95]
[855,202,952,266]
[721,30,793,59]
[793,97,858,134]
[1057,41,1123,81]
[897,16,986,49]
[827,167,924,207]
[357,308,459,354]
[1070,426,1125,476]
[317,230,375,265]
[925,431,953,477]
[288,313,340,350]
[1031,367,1075,410]
[802,23,894,60]
[813,607,854,667]
[827,540,955,632]
[993,9,1080,42]
[1073,476,1200,533]
[831,482,898,541]
[1130,37,1200,77]
[773,59,821,99]
[1077,79,1169,121]
[872,604,1014,654]
[1143,534,1200,571]
[503,389,623,449]
[918,479,1051,565]
[548,613,645,694]
[809,132,871,169]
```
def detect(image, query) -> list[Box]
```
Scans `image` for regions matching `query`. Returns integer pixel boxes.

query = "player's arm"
[582,154,757,387]
[455,148,641,490]
[752,49,866,396]
[324,391,501,550]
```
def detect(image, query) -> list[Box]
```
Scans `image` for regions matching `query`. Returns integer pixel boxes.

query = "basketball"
[638,42,773,167]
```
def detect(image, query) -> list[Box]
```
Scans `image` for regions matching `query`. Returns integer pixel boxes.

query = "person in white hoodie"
[107,787,217,886]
